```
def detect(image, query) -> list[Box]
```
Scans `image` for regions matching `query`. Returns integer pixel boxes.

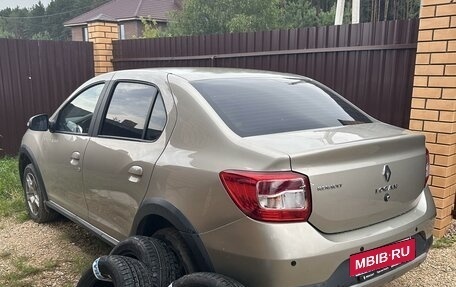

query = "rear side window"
[191,78,371,137]
[101,82,157,139]
[146,93,167,141]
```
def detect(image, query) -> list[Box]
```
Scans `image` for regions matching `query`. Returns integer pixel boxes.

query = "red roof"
[64,0,180,26]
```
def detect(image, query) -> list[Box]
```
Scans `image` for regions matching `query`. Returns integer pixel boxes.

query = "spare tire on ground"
[76,255,153,287]
[169,272,245,287]
[110,235,183,287]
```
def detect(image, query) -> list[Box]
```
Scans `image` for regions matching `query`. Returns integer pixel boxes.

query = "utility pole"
[352,0,360,24]
[335,0,345,25]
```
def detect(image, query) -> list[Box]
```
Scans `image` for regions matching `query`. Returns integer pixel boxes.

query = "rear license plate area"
[349,238,416,278]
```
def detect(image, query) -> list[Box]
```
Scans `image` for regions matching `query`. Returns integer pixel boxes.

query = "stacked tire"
[77,255,154,287]
[77,236,181,287]
[76,234,244,287]
[110,236,183,286]
[169,273,244,287]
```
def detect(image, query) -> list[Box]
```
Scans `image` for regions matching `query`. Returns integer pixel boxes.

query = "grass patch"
[433,234,456,249]
[67,253,94,275]
[0,158,109,286]
[12,256,44,277]
[0,256,59,286]
[0,157,26,218]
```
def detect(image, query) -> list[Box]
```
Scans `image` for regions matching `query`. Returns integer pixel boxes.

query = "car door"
[83,80,168,240]
[40,83,106,219]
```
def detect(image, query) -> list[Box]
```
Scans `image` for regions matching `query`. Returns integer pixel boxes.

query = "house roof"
[64,0,180,26]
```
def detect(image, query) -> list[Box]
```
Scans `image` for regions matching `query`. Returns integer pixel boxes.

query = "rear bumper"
[300,235,432,287]
[343,251,429,287]
[199,187,436,287]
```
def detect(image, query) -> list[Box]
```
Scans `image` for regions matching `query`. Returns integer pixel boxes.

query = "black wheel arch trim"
[19,146,50,203]
[131,198,215,272]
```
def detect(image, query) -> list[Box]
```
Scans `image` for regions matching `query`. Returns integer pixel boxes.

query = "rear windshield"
[191,78,372,137]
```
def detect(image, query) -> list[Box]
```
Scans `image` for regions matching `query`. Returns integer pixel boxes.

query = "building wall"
[70,20,169,41]
[71,27,84,41]
[121,20,142,39]
[120,20,166,39]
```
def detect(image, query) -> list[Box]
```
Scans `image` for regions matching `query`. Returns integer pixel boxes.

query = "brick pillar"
[87,20,118,75]
[409,0,456,238]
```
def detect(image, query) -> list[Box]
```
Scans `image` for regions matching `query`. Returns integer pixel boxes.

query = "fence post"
[87,20,119,75]
[409,0,456,237]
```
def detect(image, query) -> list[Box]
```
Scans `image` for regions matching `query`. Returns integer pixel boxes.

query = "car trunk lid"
[241,123,426,233]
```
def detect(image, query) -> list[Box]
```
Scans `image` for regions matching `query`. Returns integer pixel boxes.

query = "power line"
[0,2,107,20]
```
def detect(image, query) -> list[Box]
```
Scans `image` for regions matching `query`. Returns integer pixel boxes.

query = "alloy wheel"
[25,172,40,216]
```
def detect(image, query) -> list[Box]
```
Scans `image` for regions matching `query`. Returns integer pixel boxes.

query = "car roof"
[107,67,307,82]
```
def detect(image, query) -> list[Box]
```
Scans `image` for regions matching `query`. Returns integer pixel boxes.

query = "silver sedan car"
[20,68,435,287]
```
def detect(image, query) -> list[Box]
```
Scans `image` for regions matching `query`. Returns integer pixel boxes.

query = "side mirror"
[48,120,56,133]
[27,114,49,131]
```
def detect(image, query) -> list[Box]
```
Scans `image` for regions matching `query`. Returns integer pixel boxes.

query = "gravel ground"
[0,217,110,287]
[0,217,454,287]
[384,221,456,287]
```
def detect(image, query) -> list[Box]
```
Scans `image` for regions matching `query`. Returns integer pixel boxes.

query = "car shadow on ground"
[54,216,112,256]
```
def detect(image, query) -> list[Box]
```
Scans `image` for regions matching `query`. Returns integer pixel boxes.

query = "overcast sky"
[0,0,52,10]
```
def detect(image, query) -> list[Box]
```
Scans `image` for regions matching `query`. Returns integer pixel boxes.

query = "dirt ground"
[0,217,455,287]
[0,217,110,287]
[384,230,456,287]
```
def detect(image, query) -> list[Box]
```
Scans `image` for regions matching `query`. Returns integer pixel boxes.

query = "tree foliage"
[0,0,108,40]
[362,0,420,22]
[0,0,421,40]
[281,0,338,29]
[167,0,283,36]
[140,17,163,39]
[166,0,420,37]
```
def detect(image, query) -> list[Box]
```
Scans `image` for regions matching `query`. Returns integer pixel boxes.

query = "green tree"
[0,0,421,40]
[31,30,52,40]
[281,0,337,28]
[0,26,13,38]
[27,2,47,39]
[140,17,162,38]
[165,0,363,37]
[167,0,282,36]
[47,0,109,40]
[361,0,420,22]
[0,0,109,40]
[2,7,29,39]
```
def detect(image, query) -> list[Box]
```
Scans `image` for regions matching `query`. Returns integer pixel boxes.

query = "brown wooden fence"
[113,19,418,130]
[0,39,94,156]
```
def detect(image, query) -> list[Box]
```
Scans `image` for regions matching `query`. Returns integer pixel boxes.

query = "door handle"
[71,152,81,160]
[128,166,143,176]
[70,152,81,167]
[128,166,143,183]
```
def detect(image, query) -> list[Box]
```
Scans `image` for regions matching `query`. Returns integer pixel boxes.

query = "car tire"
[77,267,112,287]
[22,163,58,223]
[110,236,182,287]
[153,228,199,273]
[169,273,245,287]
[76,255,153,287]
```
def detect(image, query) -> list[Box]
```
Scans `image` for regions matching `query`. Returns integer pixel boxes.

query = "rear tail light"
[425,148,430,187]
[219,170,312,222]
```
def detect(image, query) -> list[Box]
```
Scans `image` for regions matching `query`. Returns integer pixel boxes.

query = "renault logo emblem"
[383,165,392,182]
